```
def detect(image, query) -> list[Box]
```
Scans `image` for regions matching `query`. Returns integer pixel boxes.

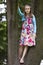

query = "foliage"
[18,0,31,5]
[0,0,3,3]
[0,0,6,4]
[0,21,7,65]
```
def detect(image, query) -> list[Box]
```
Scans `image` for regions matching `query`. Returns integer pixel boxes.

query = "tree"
[7,0,18,65]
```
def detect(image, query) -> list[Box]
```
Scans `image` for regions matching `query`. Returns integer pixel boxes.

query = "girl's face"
[25,5,31,14]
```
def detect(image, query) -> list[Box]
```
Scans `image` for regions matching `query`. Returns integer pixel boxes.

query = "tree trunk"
[31,0,35,13]
[7,0,18,65]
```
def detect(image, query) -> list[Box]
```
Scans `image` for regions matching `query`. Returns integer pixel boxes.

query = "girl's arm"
[32,15,37,37]
[18,6,24,16]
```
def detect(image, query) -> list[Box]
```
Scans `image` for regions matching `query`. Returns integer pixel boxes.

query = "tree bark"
[31,0,35,13]
[7,0,18,65]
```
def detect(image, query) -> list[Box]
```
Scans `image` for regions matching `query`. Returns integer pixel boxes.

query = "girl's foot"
[20,58,24,64]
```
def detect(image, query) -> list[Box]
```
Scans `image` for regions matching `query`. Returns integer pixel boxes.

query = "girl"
[18,4,37,63]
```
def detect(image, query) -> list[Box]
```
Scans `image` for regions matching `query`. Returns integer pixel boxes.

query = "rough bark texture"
[7,0,18,65]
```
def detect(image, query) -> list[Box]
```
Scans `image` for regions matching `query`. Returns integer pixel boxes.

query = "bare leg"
[20,46,28,63]
[18,45,24,60]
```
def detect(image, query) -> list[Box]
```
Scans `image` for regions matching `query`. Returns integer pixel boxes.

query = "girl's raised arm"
[18,5,24,16]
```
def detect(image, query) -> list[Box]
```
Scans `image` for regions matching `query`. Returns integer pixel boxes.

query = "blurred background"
[0,0,7,65]
[0,0,43,65]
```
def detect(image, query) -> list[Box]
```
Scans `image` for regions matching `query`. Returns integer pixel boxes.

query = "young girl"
[18,4,36,63]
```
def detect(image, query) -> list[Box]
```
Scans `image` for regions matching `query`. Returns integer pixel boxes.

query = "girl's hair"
[24,4,33,18]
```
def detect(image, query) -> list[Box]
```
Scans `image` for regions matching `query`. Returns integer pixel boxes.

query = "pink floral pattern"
[19,18,36,46]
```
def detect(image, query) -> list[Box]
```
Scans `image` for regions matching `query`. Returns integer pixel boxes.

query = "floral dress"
[19,17,36,46]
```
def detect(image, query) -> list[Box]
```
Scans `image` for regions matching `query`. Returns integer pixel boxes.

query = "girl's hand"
[30,33,36,38]
[21,33,26,37]
[18,3,19,7]
[33,33,36,38]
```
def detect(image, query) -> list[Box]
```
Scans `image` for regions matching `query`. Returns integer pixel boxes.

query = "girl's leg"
[20,46,28,63]
[18,45,24,60]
